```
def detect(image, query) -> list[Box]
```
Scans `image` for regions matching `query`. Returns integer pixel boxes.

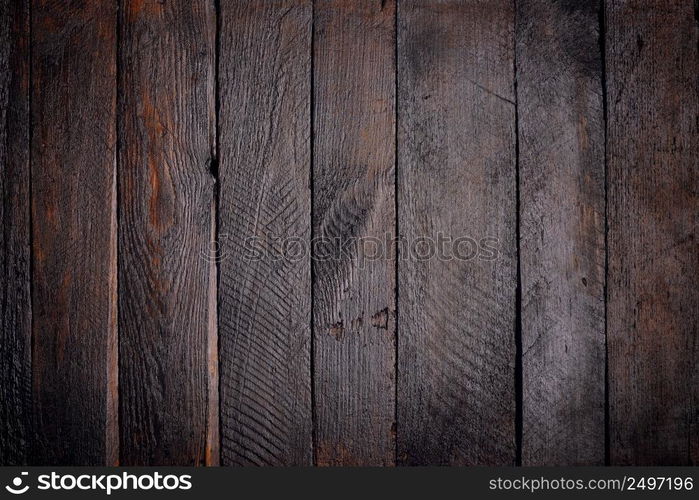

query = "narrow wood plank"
[119,0,217,465]
[218,0,312,466]
[606,0,698,465]
[516,0,606,465]
[313,0,396,466]
[397,0,516,465]
[31,0,118,465]
[0,0,30,465]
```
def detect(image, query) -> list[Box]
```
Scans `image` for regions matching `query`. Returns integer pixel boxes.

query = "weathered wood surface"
[313,0,396,466]
[218,0,313,466]
[0,0,697,467]
[397,0,517,465]
[0,0,30,466]
[606,0,698,465]
[516,0,606,465]
[31,0,118,465]
[119,0,217,465]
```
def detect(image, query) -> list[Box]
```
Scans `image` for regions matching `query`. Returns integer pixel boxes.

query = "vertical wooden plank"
[516,0,605,465]
[119,0,217,465]
[218,0,312,466]
[31,0,118,464]
[313,0,396,466]
[606,0,698,465]
[0,0,30,465]
[397,0,516,465]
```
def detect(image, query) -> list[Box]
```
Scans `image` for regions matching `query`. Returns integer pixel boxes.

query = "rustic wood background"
[0,0,697,466]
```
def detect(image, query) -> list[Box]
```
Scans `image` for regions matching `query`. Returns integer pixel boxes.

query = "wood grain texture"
[218,0,312,466]
[1,0,696,467]
[119,0,217,465]
[313,0,396,466]
[606,0,698,465]
[0,0,30,466]
[397,0,517,465]
[31,0,118,465]
[516,0,606,465]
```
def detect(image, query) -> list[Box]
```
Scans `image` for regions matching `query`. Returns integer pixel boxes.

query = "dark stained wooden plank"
[0,0,30,466]
[31,0,118,465]
[313,0,396,466]
[218,0,312,466]
[606,0,698,465]
[119,0,217,465]
[397,0,517,465]
[516,0,606,465]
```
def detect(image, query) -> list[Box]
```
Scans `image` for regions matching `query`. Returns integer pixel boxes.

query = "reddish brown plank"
[0,0,30,465]
[313,0,396,466]
[218,0,313,466]
[516,0,606,465]
[119,0,217,465]
[606,0,698,465]
[31,0,118,465]
[397,0,517,465]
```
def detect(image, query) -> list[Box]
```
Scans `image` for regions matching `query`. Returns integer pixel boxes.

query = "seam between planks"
[599,0,610,467]
[512,0,523,467]
[28,0,34,467]
[211,0,222,467]
[393,0,399,467]
[114,0,123,467]
[310,0,317,467]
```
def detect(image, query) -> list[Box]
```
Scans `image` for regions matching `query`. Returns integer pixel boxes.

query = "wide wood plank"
[606,0,698,465]
[119,0,217,465]
[218,0,312,466]
[0,0,30,465]
[397,0,517,465]
[516,0,606,465]
[31,0,118,465]
[313,0,396,466]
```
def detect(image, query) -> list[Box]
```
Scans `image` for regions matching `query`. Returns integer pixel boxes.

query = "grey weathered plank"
[606,0,698,465]
[397,0,517,465]
[218,0,313,466]
[31,0,118,465]
[119,0,217,465]
[313,0,396,466]
[516,0,606,465]
[0,0,30,466]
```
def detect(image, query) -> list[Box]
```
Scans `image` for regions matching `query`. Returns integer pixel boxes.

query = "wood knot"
[328,321,344,340]
[371,308,389,329]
